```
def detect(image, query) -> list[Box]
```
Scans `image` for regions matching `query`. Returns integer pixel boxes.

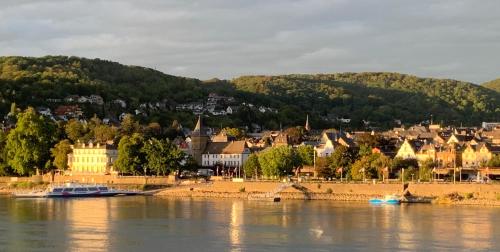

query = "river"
[0,195,499,251]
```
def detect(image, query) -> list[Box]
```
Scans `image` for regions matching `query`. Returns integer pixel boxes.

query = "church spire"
[194,115,202,131]
[192,115,206,137]
[305,114,311,131]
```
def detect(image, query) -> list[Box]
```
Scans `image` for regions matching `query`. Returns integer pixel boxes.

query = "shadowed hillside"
[0,56,498,129]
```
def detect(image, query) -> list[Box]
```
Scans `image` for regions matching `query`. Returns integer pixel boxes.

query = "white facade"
[67,143,118,174]
[315,141,335,157]
[202,153,250,167]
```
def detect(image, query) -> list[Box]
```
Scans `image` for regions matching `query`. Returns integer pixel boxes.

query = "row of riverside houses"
[184,116,500,179]
[61,114,500,179]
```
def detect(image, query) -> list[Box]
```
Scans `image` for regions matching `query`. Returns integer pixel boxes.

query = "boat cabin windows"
[62,188,74,192]
[88,187,98,191]
[98,187,108,191]
[52,188,63,193]
[74,188,88,192]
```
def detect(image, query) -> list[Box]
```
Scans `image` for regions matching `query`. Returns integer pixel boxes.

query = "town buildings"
[189,117,251,171]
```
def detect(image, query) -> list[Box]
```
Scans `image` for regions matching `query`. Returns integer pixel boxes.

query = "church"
[189,116,251,171]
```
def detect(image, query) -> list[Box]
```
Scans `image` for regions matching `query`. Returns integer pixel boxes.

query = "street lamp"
[401,168,405,184]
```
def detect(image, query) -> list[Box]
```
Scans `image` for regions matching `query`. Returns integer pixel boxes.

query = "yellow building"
[67,142,118,174]
[462,143,495,168]
[395,139,417,160]
[415,144,436,163]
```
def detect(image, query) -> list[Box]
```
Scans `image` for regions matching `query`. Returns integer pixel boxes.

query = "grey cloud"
[0,0,499,83]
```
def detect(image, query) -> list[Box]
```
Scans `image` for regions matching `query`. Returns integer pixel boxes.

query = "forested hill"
[230,73,500,127]
[0,55,203,109]
[0,56,206,126]
[0,56,498,130]
[482,79,500,92]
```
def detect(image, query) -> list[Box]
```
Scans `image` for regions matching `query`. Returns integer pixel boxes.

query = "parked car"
[197,169,214,178]
[179,170,196,179]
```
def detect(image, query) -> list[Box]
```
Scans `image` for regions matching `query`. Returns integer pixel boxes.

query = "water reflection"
[0,196,499,251]
[65,199,112,251]
[229,200,243,251]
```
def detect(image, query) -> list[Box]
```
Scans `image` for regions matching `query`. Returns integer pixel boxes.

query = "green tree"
[392,157,419,181]
[315,157,331,178]
[50,139,72,171]
[141,138,185,176]
[419,158,435,181]
[358,144,372,157]
[258,146,295,179]
[0,130,11,175]
[296,145,314,166]
[64,119,87,143]
[6,107,55,175]
[115,133,144,175]
[222,127,245,140]
[284,127,305,145]
[120,114,141,136]
[350,156,373,180]
[327,146,358,179]
[371,153,392,178]
[243,153,261,179]
[486,154,500,167]
[350,153,392,180]
[88,114,102,131]
[93,124,117,143]
[181,155,198,173]
[392,157,418,170]
[144,122,162,139]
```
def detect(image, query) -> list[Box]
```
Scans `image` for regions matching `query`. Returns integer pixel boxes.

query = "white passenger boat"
[14,182,141,198]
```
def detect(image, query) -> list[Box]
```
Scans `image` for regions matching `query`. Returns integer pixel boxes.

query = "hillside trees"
[0,56,498,131]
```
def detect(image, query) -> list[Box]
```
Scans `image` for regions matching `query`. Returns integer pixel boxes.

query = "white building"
[314,131,355,157]
[67,142,118,174]
[201,141,251,168]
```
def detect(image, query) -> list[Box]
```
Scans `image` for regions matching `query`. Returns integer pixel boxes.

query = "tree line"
[1,56,498,132]
[0,106,190,177]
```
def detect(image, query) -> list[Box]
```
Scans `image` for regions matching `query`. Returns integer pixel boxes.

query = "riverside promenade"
[3,175,500,205]
[156,180,500,206]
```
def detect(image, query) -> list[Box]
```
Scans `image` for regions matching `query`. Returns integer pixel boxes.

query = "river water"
[0,196,499,251]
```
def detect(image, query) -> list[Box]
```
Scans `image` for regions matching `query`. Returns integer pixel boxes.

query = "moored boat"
[369,195,401,205]
[14,182,141,198]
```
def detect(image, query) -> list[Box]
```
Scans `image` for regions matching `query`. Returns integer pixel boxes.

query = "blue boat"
[369,195,401,205]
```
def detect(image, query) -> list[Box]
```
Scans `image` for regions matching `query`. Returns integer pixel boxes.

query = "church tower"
[305,114,311,132]
[191,116,209,165]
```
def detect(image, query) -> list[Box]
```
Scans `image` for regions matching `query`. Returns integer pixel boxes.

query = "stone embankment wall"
[157,181,403,200]
[409,184,500,200]
[46,174,175,185]
[157,181,500,201]
[0,175,174,185]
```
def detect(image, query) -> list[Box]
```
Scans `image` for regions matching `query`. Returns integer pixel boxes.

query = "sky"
[1,0,499,83]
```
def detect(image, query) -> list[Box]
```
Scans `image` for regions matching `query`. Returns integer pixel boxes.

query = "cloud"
[0,0,499,83]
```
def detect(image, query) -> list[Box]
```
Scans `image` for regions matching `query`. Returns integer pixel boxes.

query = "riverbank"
[0,182,169,196]
[3,179,500,206]
[155,181,500,206]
